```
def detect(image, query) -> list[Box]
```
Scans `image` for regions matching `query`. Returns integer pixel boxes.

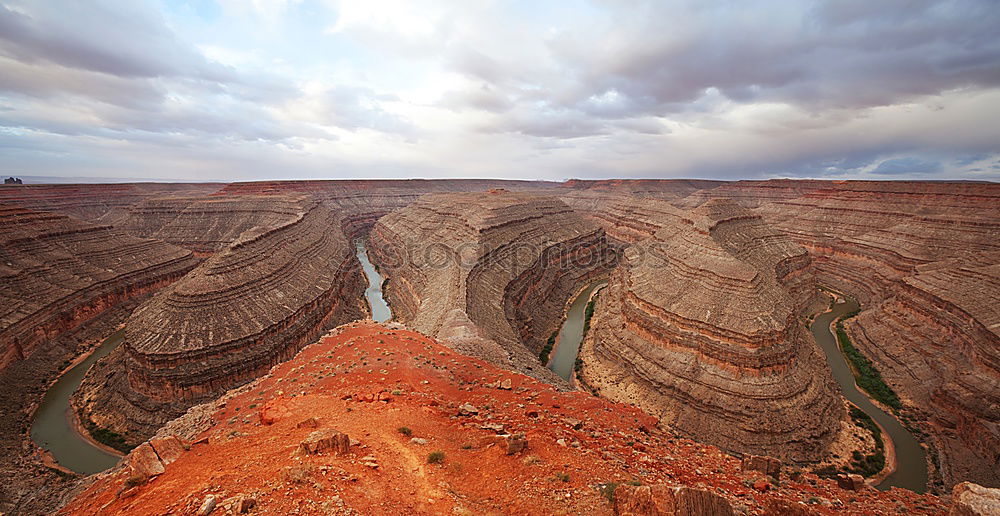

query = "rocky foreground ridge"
[73,197,366,445]
[579,198,842,462]
[62,321,954,515]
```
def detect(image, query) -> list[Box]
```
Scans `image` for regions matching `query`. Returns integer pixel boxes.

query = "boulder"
[149,435,186,466]
[614,484,735,516]
[236,496,256,513]
[296,417,320,429]
[299,429,351,456]
[950,482,1000,516]
[127,443,165,478]
[835,473,865,491]
[198,495,217,515]
[741,455,781,479]
[458,403,479,416]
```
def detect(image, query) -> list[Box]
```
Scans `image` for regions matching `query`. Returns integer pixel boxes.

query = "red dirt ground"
[63,321,947,515]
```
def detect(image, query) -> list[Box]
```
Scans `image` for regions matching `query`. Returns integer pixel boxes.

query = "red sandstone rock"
[949,482,1000,516]
[299,428,351,456]
[613,484,735,516]
[127,443,165,479]
[741,455,782,479]
[149,435,186,466]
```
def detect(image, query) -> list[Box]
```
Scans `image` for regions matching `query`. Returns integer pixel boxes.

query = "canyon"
[578,198,843,463]
[0,179,996,515]
[368,189,616,383]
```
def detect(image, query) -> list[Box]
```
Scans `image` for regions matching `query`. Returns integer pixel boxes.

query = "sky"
[1,0,999,183]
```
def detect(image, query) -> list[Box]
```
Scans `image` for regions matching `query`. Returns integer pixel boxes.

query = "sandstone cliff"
[738,181,1000,488]
[368,190,616,383]
[0,203,199,369]
[580,198,843,462]
[74,198,365,444]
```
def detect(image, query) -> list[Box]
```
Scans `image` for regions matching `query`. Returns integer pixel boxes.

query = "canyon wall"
[738,181,1000,487]
[74,198,366,444]
[0,203,199,370]
[368,190,616,383]
[0,183,222,222]
[110,195,315,254]
[579,198,843,462]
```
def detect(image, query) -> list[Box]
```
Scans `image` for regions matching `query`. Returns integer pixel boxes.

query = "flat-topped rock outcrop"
[111,195,312,254]
[74,199,365,444]
[368,190,616,383]
[0,183,222,222]
[580,198,842,462]
[0,203,199,369]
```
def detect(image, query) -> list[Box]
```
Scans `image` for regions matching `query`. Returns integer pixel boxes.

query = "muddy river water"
[810,296,928,493]
[31,330,124,474]
[356,240,391,322]
[548,281,606,381]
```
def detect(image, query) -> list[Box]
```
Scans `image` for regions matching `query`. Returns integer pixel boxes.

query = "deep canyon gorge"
[1,179,998,515]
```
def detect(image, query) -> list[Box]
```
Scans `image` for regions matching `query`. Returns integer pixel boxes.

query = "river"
[548,281,606,381]
[810,295,928,493]
[31,329,124,474]
[356,240,392,323]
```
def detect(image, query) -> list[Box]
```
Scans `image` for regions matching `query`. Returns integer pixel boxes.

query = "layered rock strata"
[740,181,1000,487]
[580,199,842,462]
[0,203,199,369]
[110,195,312,254]
[368,190,616,383]
[75,199,365,443]
[0,183,221,222]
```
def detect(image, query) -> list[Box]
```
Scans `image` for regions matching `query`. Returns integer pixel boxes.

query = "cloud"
[871,157,943,176]
[0,0,997,182]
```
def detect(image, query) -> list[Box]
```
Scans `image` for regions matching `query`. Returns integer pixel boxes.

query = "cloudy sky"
[1,0,999,182]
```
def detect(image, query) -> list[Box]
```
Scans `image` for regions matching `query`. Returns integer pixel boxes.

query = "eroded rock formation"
[0,203,199,369]
[369,190,616,382]
[74,198,365,444]
[740,181,1000,487]
[580,198,842,462]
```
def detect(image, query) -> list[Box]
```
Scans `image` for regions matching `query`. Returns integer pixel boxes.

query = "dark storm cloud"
[446,0,1000,141]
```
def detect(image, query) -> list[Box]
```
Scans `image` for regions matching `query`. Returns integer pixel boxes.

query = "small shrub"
[600,482,619,503]
[427,451,446,464]
[555,472,570,482]
[398,426,412,437]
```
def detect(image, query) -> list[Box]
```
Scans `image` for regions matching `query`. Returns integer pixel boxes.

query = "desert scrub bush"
[835,319,901,411]
[539,330,558,365]
[427,451,446,464]
[600,482,619,503]
[397,426,412,436]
